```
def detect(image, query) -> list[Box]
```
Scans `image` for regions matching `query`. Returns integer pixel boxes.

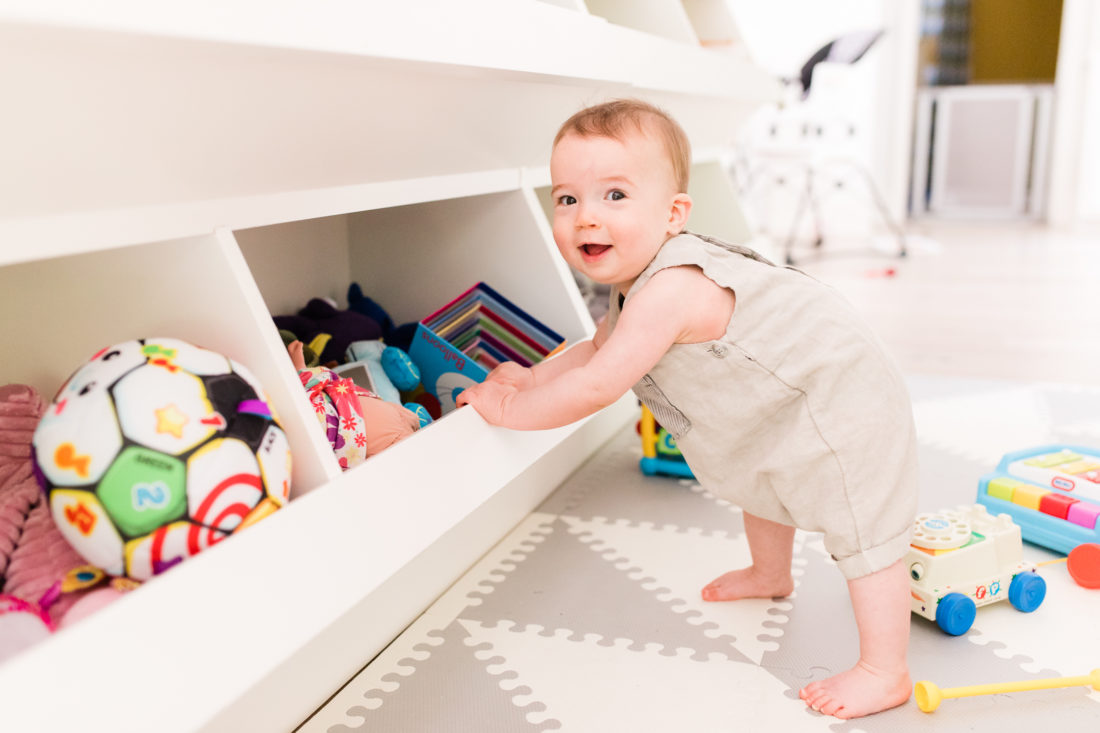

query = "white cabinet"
[0,2,775,730]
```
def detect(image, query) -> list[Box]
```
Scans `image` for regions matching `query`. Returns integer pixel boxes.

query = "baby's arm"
[458,267,732,429]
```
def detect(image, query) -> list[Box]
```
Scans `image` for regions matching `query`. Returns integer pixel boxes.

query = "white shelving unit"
[0,2,776,730]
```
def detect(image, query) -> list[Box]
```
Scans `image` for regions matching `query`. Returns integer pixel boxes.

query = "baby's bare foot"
[800,660,911,719]
[700,567,794,601]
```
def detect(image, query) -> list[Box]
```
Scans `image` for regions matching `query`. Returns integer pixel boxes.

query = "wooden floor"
[794,219,1100,387]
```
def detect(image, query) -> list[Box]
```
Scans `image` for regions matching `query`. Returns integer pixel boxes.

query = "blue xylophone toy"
[977,444,1100,554]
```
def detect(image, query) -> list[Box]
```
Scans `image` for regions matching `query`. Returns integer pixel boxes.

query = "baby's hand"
[456,378,517,426]
[484,361,534,392]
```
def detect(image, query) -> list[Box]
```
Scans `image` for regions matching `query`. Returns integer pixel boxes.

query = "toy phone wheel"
[1008,572,1046,613]
[936,592,977,636]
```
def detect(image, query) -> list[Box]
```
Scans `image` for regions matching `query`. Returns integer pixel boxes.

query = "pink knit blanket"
[0,384,86,619]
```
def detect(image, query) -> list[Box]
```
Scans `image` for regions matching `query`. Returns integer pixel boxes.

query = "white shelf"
[0,2,776,258]
[587,0,698,44]
[0,2,772,730]
[0,171,524,268]
[0,0,763,94]
[681,0,747,53]
[0,398,636,732]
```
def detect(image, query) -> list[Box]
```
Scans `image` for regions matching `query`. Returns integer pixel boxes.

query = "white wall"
[1074,3,1100,222]
[726,0,883,77]
[725,0,918,224]
[1045,0,1100,228]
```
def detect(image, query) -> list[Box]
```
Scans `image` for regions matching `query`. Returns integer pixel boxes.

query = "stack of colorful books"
[409,283,566,413]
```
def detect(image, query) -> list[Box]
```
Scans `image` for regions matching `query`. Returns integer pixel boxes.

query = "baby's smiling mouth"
[581,243,612,257]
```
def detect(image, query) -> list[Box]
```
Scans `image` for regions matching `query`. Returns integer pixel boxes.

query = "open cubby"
[0,234,336,492]
[235,191,591,345]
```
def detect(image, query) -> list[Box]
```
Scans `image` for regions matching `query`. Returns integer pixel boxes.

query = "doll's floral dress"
[297,367,372,470]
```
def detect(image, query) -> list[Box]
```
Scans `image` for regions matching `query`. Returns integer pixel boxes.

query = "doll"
[288,341,421,469]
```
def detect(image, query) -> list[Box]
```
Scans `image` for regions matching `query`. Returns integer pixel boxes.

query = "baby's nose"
[575,203,599,228]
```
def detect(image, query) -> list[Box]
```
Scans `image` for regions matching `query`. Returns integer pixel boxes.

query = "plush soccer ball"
[32,338,292,580]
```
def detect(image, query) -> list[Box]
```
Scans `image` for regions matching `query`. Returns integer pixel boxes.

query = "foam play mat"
[299,375,1100,732]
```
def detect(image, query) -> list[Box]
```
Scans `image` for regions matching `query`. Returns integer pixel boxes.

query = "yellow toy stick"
[639,405,657,459]
[915,669,1100,713]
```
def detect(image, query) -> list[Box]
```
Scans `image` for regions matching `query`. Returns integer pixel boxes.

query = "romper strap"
[684,231,778,267]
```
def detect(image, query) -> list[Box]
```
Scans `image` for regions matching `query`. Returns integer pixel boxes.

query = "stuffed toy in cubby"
[347,283,418,354]
[31,338,292,582]
[279,329,319,368]
[288,341,423,469]
[274,297,383,367]
[344,340,437,425]
[0,383,136,662]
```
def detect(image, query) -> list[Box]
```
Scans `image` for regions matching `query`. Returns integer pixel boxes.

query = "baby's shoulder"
[639,266,734,342]
[642,263,725,302]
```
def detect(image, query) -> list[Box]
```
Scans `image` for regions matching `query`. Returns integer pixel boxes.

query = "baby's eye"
[607,190,626,201]
[556,195,576,206]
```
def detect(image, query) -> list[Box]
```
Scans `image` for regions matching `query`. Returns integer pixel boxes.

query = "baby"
[457,98,918,719]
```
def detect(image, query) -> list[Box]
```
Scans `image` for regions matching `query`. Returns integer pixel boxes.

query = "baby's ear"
[667,193,693,234]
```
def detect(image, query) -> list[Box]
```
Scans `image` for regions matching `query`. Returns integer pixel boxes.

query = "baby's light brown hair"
[553,99,691,193]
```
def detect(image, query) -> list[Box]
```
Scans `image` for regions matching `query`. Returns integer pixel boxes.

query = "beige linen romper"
[611,232,917,579]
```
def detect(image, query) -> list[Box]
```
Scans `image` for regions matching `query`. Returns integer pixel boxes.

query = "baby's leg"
[800,558,912,719]
[701,512,795,601]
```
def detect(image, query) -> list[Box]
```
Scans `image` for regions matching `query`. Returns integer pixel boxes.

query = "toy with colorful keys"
[977,445,1100,554]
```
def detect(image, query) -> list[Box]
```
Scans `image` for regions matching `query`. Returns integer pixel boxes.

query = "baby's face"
[550,129,685,292]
